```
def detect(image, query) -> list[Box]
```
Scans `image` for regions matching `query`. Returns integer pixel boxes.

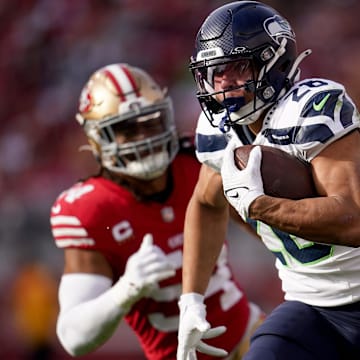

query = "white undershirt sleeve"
[57,235,176,356]
[57,273,131,356]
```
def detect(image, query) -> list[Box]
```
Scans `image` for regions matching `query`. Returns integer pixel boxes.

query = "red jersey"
[50,153,250,359]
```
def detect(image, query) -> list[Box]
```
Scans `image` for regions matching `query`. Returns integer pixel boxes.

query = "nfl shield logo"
[161,206,175,222]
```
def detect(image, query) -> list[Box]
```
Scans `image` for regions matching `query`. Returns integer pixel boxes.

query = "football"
[234,145,316,199]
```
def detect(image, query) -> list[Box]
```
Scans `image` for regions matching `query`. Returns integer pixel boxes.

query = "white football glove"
[112,233,176,312]
[221,139,264,221]
[177,293,228,360]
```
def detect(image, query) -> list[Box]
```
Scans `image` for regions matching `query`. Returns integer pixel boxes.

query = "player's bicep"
[311,130,360,203]
[63,248,114,280]
[194,163,228,209]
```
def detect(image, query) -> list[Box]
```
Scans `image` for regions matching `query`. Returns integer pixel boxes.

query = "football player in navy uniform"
[177,2,360,360]
[50,63,264,360]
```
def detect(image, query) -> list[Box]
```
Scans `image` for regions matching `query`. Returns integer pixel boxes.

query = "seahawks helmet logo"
[264,15,295,44]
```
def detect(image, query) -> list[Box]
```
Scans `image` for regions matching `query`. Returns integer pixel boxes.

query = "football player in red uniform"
[50,63,263,360]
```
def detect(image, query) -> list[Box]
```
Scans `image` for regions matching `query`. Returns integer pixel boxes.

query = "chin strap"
[258,39,312,101]
[275,48,313,101]
[287,48,312,83]
[257,38,288,85]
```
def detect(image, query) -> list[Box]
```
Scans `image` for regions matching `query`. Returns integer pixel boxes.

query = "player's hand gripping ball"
[234,145,316,199]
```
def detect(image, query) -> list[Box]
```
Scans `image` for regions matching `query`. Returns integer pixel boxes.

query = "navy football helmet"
[189,1,311,129]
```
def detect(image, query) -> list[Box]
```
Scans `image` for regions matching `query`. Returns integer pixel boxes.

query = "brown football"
[234,145,316,199]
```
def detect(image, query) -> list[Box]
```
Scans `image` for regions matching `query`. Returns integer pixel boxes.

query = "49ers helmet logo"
[79,85,93,113]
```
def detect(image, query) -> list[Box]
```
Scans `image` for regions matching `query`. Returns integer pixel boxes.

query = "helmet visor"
[191,56,253,94]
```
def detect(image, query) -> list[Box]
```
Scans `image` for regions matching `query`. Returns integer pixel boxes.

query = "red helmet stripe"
[103,69,127,102]
[120,65,141,97]
[102,64,141,102]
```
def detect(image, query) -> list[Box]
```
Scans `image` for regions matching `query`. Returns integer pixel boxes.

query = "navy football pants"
[243,300,360,359]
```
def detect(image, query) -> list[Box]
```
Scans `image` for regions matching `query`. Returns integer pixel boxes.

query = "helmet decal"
[102,64,140,102]
[264,15,295,45]
[78,85,92,113]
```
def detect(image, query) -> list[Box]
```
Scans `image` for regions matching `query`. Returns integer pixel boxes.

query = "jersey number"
[248,219,333,265]
[148,247,243,332]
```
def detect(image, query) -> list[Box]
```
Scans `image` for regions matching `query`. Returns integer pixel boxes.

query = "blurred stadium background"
[0,0,359,358]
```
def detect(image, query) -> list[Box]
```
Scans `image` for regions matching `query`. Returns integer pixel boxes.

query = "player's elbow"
[336,234,360,248]
[343,206,360,246]
[56,318,94,357]
[333,212,360,247]
[339,231,360,248]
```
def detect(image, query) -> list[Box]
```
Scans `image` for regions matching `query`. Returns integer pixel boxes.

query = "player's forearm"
[57,294,123,356]
[249,195,360,247]
[182,196,229,294]
[57,275,134,356]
